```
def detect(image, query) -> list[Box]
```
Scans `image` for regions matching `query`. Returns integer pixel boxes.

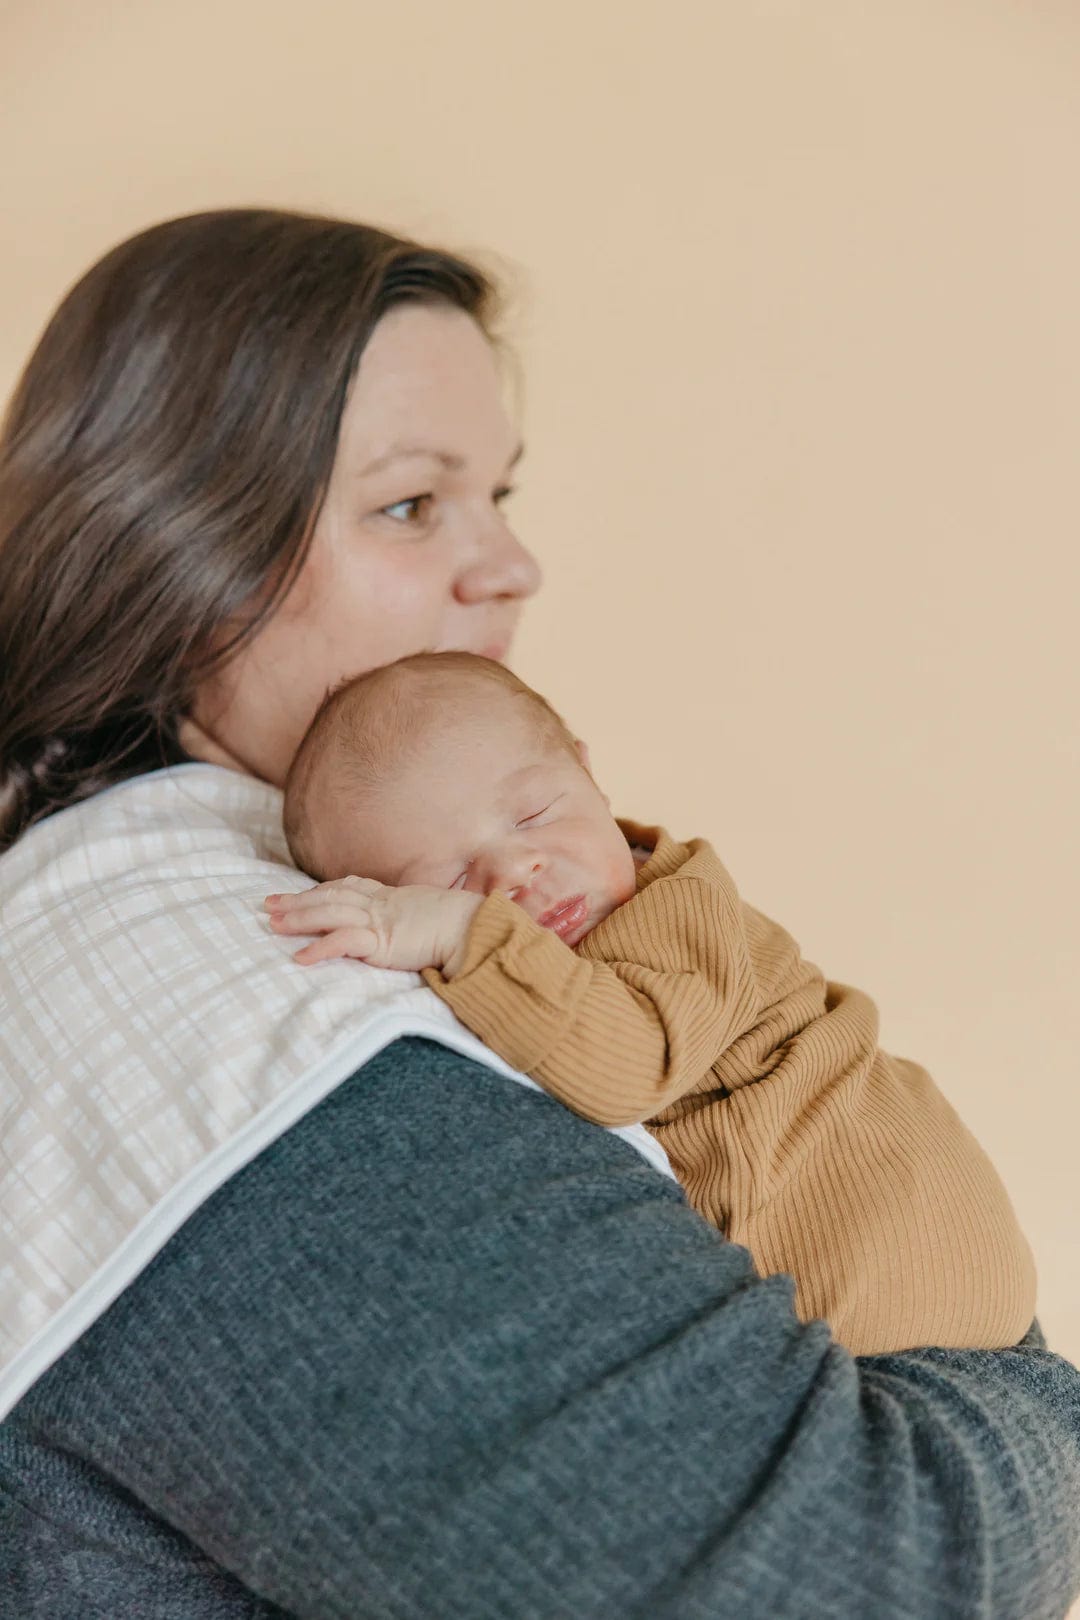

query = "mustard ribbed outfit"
[425,820,1036,1356]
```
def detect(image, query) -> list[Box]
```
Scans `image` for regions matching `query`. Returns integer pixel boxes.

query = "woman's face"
[188,304,541,786]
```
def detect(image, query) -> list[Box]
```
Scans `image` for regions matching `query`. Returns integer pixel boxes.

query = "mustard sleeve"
[423,851,761,1127]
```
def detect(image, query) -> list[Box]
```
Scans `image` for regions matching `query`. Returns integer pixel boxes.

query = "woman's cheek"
[379,551,454,625]
[335,555,444,653]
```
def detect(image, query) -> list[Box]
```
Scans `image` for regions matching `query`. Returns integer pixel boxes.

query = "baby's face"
[333,708,639,947]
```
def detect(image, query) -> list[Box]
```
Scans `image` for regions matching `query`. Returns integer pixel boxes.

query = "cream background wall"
[2,0,1077,1420]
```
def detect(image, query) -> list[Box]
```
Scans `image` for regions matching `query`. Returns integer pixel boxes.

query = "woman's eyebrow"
[357,441,525,479]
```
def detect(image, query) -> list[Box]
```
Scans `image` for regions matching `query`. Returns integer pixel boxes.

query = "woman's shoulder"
[0,761,339,1412]
[1,761,288,900]
[0,761,673,1419]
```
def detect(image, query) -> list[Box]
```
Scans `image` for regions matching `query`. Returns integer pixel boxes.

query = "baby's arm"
[427,869,766,1127]
[265,854,760,1126]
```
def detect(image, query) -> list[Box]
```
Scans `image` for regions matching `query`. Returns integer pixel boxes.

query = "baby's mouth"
[537,895,589,943]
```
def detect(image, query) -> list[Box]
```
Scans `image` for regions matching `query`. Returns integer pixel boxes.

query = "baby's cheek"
[610,848,639,904]
[408,861,448,890]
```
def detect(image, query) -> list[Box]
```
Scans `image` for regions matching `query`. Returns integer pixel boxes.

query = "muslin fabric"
[0,763,673,1418]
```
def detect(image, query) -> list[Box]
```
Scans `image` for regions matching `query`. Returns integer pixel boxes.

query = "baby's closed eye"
[515,803,554,828]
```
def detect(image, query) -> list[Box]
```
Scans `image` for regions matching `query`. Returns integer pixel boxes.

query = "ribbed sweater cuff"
[422,891,591,1075]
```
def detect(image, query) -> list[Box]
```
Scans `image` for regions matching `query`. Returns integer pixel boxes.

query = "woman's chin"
[477,638,512,663]
[434,633,513,664]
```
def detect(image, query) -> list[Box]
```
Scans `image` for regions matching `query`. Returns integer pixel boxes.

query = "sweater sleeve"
[10,1042,1077,1619]
[424,838,761,1127]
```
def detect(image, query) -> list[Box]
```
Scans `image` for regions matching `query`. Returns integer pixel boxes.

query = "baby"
[266,652,1036,1357]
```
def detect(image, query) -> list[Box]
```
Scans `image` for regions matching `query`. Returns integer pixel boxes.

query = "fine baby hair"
[283,651,576,880]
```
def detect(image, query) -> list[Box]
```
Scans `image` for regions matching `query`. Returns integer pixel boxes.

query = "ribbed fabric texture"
[3,1042,1079,1620]
[428,822,1037,1357]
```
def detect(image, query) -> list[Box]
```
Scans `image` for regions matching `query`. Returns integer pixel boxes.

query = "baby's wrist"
[439,891,484,978]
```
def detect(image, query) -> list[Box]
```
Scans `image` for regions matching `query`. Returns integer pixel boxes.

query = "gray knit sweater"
[1,1037,1079,1618]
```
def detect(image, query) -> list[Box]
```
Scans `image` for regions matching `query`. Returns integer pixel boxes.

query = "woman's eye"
[380,494,433,525]
[493,484,516,508]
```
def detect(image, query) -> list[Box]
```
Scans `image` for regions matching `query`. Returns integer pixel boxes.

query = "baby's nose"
[494,859,541,904]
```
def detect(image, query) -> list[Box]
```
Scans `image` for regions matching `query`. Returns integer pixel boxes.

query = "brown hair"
[0,208,499,853]
[283,651,577,880]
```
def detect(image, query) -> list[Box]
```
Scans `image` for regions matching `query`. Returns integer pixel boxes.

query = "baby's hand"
[264,877,481,972]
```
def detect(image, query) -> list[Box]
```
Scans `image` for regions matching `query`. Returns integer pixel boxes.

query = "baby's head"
[284,653,638,947]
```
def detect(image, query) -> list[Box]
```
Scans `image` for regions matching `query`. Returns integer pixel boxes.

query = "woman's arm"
[420,850,1038,1356]
[273,851,1041,1357]
[4,1039,1078,1619]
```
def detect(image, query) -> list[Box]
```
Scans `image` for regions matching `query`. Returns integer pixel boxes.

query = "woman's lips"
[538,895,589,943]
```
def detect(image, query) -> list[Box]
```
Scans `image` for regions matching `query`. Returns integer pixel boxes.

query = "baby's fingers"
[264,890,307,910]
[268,900,370,934]
[292,927,378,965]
[265,876,383,912]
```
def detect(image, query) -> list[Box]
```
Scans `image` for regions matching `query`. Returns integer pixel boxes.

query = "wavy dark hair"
[0,208,498,852]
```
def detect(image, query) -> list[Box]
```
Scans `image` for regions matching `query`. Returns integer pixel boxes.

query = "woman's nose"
[453,524,542,606]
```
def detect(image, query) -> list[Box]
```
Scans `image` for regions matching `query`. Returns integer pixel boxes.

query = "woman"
[0,209,1078,1619]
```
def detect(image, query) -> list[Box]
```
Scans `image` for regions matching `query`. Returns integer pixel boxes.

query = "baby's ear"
[575,739,610,804]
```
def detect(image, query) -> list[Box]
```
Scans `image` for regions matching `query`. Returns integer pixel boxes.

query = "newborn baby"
[266,652,1036,1357]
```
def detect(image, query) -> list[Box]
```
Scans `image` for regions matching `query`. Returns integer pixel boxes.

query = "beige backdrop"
[2,0,1077,1400]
